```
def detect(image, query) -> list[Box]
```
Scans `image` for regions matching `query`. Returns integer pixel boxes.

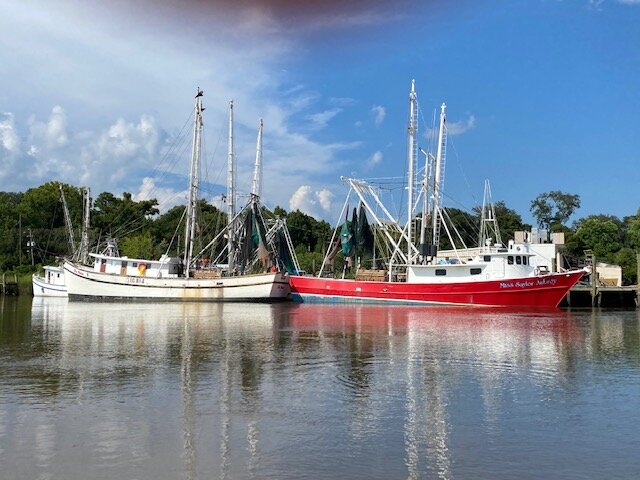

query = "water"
[1,297,639,480]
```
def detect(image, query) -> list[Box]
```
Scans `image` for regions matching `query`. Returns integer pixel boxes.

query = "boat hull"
[64,261,290,302]
[32,274,68,297]
[289,270,586,308]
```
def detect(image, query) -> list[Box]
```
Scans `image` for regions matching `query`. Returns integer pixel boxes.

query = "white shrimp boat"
[64,89,292,301]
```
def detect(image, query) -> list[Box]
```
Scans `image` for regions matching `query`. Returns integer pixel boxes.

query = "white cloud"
[367,150,383,169]
[0,2,364,214]
[425,113,476,139]
[0,113,20,153]
[617,0,640,4]
[307,108,342,130]
[371,105,386,127]
[28,105,68,150]
[289,185,334,218]
[316,189,334,211]
[132,176,186,213]
[447,114,476,136]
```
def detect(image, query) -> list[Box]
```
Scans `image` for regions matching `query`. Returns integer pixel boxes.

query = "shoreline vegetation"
[2,182,639,293]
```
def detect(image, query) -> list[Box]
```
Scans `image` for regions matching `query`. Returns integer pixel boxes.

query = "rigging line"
[447,133,478,207]
[201,114,225,196]
[126,108,194,211]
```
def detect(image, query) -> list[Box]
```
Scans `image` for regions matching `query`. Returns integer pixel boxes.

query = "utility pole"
[27,228,35,267]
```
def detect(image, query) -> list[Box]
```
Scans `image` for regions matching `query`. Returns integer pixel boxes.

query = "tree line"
[1,182,638,284]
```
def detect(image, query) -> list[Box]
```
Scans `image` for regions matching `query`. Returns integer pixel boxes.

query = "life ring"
[138,263,147,276]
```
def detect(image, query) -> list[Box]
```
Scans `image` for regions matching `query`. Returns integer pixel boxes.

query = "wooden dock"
[562,285,639,308]
[1,273,19,296]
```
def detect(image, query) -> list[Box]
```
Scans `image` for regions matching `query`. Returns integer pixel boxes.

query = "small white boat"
[32,265,67,297]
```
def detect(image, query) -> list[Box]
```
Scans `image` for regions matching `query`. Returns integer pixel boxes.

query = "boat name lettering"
[500,278,557,289]
[128,277,145,284]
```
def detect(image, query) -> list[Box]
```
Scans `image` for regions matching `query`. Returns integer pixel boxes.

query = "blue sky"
[1,0,639,228]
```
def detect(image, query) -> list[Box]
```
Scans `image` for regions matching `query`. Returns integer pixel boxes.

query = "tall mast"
[478,179,502,247]
[419,148,431,257]
[251,118,263,198]
[227,100,236,272]
[184,88,204,277]
[431,102,446,247]
[59,184,76,257]
[78,187,90,263]
[407,80,417,264]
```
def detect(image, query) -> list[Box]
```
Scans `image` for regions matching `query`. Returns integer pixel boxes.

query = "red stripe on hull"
[290,270,585,308]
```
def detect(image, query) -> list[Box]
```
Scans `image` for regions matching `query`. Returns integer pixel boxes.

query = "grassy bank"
[1,271,34,296]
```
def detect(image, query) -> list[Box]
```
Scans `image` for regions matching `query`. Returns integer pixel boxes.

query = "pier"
[563,285,639,308]
[1,273,19,296]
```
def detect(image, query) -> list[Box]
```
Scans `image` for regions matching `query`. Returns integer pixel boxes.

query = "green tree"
[574,215,622,260]
[120,232,154,259]
[625,210,640,249]
[530,191,581,230]
[613,248,637,285]
[93,191,159,238]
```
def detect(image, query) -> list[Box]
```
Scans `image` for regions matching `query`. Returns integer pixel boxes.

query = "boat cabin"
[407,241,538,284]
[90,253,182,278]
[42,265,66,286]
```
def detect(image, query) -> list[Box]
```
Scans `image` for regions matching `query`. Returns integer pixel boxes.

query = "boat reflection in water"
[284,304,587,479]
[1,299,636,479]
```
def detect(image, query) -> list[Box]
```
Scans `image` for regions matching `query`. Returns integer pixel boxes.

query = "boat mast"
[227,100,236,273]
[407,80,417,265]
[251,118,263,198]
[184,88,204,277]
[59,184,76,257]
[478,179,502,247]
[431,102,446,248]
[418,148,432,259]
[78,187,90,263]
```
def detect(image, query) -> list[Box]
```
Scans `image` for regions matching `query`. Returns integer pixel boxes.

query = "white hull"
[32,272,68,298]
[63,260,290,301]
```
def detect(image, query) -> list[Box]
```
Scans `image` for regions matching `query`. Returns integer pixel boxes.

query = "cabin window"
[132,262,138,267]
[121,261,128,268]
[483,255,491,262]
[57,273,60,278]
[516,256,522,265]
[435,269,447,276]
[470,268,482,275]
[508,256,514,264]
[523,257,528,265]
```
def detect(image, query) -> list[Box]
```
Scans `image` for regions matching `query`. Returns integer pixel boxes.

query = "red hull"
[289,270,585,308]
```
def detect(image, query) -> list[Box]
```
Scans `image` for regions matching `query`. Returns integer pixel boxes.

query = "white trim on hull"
[63,260,290,301]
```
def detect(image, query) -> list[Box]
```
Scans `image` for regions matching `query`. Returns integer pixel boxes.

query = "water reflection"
[0,298,638,479]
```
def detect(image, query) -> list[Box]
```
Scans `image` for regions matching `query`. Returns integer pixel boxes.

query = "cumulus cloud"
[0,106,166,194]
[28,105,68,150]
[0,1,367,212]
[371,105,386,127]
[289,185,334,218]
[132,176,186,213]
[0,113,20,154]
[367,150,383,169]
